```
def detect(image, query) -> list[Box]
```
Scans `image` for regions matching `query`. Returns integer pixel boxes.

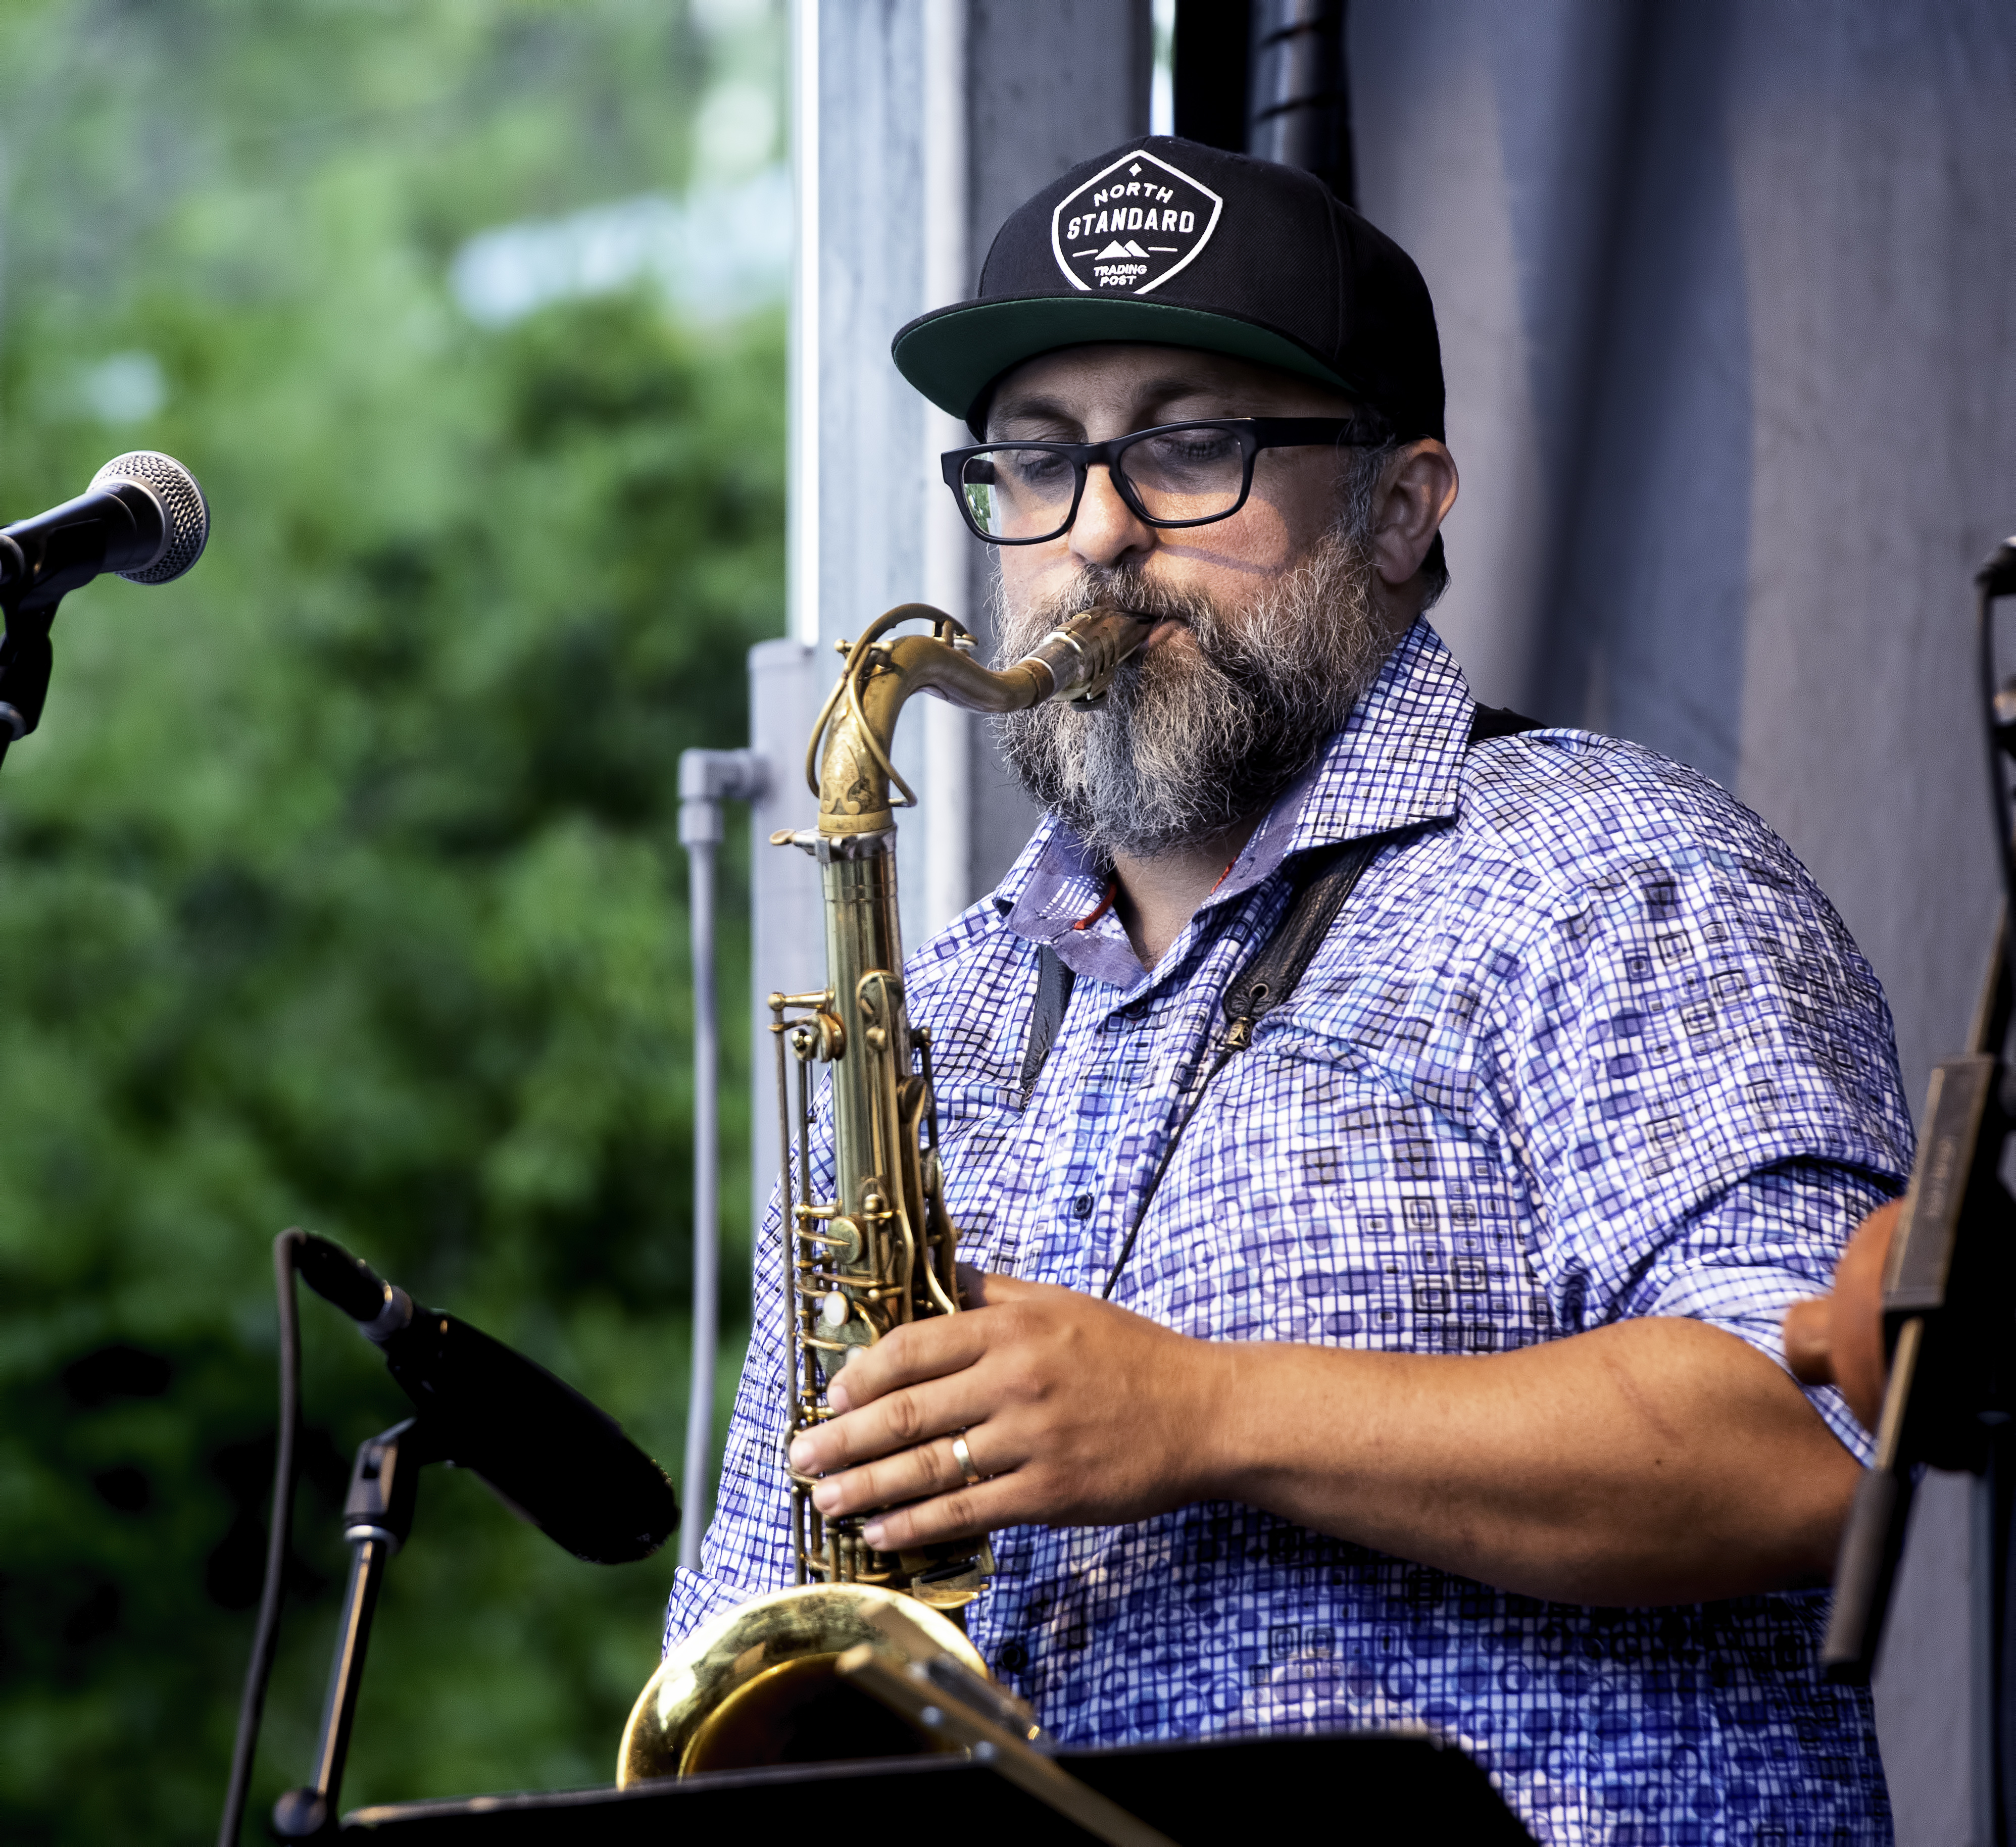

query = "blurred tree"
[0,1,783,1839]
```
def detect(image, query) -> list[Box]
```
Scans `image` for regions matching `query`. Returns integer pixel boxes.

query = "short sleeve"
[1487,748,1912,1461]
[1625,1159,1893,1462]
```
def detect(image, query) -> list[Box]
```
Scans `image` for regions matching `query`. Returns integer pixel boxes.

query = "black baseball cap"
[892,136,1444,442]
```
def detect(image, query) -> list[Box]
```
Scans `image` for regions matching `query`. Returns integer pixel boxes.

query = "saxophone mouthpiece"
[1030,604,1156,707]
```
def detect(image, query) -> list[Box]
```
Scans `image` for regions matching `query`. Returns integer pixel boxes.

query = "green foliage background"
[0,3,781,1838]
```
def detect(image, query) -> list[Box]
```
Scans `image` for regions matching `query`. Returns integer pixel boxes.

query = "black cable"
[1978,579,2016,1020]
[217,1229,305,1847]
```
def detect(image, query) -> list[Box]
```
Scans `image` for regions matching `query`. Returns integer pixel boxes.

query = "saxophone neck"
[811,603,1152,837]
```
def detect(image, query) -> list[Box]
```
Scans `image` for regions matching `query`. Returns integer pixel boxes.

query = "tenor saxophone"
[618,602,1151,1781]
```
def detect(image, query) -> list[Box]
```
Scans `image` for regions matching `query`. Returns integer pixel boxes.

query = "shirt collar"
[993,618,1475,986]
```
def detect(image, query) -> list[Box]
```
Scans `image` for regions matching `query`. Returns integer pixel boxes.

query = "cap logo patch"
[1050,150,1223,296]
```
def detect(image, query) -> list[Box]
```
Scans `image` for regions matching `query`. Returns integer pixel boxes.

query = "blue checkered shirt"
[668,619,1907,1843]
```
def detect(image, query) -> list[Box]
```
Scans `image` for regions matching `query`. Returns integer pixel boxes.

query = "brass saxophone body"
[618,603,1151,1782]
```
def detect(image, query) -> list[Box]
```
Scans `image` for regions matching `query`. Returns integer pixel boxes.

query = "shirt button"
[1072,1193,1095,1218]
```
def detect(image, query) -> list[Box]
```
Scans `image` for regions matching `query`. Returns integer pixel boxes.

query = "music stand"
[336,1730,1533,1844]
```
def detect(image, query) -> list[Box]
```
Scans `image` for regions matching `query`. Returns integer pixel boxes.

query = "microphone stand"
[271,1417,440,1841]
[217,1231,678,1843]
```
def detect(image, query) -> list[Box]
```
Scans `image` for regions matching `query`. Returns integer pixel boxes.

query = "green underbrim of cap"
[892,296,1359,432]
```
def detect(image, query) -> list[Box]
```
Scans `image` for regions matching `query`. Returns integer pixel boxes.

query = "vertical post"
[1171,2,1353,206]
[788,0,821,651]
[678,807,720,1578]
[1173,0,1251,152]
[677,750,768,1574]
[1245,0,1355,205]
[271,1420,426,1841]
[747,642,824,1255]
[920,0,972,936]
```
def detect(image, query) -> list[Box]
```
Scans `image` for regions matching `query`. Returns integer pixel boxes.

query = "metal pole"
[679,804,720,1575]
[1246,0,1354,206]
[788,0,820,652]
[919,0,972,939]
[677,748,767,1576]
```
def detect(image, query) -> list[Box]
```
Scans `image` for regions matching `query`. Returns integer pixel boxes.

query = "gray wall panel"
[1549,0,1754,794]
[1722,0,2016,1111]
[1352,0,2016,1112]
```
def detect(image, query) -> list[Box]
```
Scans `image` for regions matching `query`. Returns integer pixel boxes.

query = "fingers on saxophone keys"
[841,1315,992,1403]
[790,1384,958,1475]
[864,1481,1004,1552]
[809,1434,970,1518]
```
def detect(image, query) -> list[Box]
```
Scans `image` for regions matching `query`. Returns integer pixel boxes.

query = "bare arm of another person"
[790,1269,1860,1608]
[1783,1197,1902,1432]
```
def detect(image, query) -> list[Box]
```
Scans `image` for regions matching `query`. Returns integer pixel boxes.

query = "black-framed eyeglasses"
[940,416,1391,546]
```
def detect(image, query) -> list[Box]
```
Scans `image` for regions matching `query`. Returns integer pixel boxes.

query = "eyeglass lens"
[957,424,1249,541]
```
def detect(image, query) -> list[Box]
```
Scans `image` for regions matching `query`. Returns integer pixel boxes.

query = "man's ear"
[1371,440,1459,586]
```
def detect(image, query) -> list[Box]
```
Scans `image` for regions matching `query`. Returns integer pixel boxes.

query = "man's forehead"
[986,343,1356,429]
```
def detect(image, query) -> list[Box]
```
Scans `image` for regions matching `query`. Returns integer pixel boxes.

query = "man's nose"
[1069,465,1154,569]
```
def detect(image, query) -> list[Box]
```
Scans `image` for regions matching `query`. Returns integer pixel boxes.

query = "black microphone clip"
[1978,536,2016,598]
[293,1232,679,1565]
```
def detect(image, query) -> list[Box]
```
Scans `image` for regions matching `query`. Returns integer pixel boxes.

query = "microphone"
[294,1232,679,1566]
[0,450,209,611]
[0,451,210,751]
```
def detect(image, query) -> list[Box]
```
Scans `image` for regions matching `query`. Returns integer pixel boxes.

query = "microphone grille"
[90,451,210,585]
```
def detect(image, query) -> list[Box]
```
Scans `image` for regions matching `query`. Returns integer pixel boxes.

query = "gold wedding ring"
[951,1431,982,1487]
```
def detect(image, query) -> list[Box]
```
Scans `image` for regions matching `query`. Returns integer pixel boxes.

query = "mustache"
[987,520,1389,861]
[998,565,1209,665]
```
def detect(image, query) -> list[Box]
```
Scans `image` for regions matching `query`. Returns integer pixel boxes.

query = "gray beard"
[990,520,1392,861]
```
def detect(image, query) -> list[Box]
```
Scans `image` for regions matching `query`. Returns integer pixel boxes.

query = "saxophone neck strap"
[1219,837,1378,1050]
[1018,938,1077,1103]
[1218,703,1542,1042]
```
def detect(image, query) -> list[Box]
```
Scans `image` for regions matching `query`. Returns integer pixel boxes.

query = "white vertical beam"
[812,2,931,953]
[920,0,972,935]
[787,0,821,648]
[747,640,823,1255]
[1150,0,1175,135]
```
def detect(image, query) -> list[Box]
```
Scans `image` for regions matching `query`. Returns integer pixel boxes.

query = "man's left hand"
[786,1270,1214,1552]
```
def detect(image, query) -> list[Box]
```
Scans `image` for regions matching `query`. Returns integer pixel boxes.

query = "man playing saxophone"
[669,141,1905,1844]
